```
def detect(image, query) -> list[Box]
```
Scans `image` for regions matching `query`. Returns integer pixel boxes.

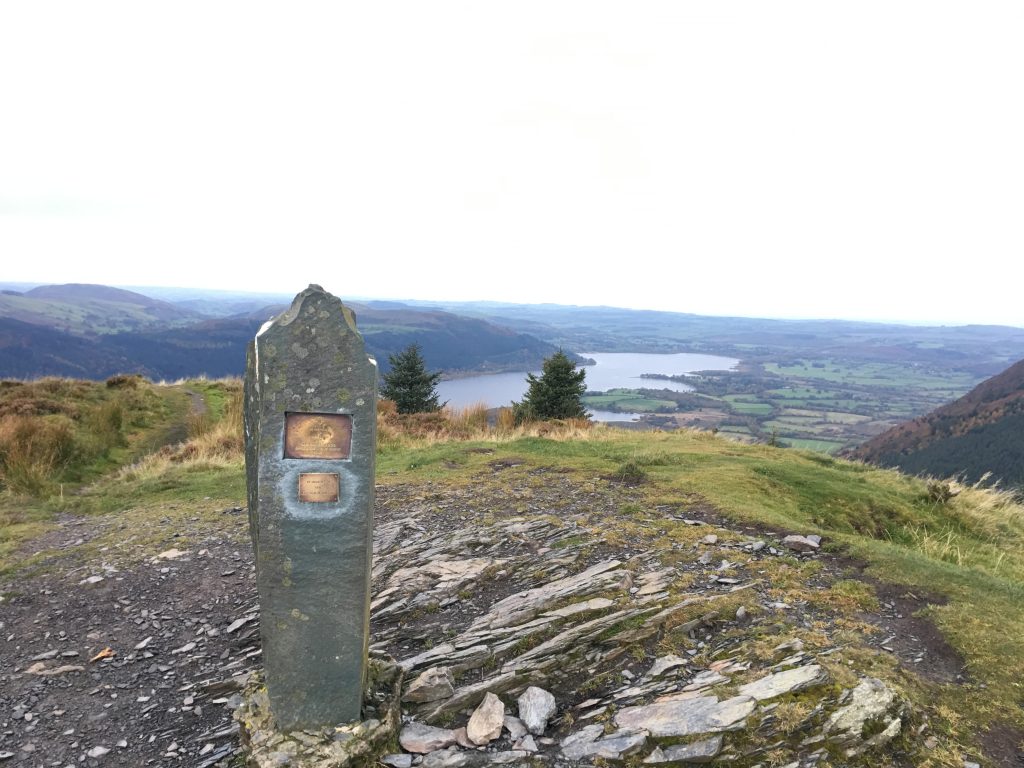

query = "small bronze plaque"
[285,413,352,459]
[298,473,340,503]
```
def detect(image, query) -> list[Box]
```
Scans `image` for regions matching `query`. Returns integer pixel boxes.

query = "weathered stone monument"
[244,284,377,730]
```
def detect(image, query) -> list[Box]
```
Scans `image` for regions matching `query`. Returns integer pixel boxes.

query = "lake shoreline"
[437,351,738,422]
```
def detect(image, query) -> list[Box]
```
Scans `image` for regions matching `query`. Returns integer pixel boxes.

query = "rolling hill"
[0,292,564,381]
[0,283,201,334]
[850,357,1024,487]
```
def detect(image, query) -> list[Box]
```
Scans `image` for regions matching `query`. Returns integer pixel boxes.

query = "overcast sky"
[1,2,1022,326]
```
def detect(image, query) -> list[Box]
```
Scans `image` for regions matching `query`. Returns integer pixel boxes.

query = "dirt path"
[186,389,208,418]
[0,504,255,767]
[149,388,208,452]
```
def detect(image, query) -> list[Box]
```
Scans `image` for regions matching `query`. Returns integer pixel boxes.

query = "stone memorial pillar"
[244,284,377,730]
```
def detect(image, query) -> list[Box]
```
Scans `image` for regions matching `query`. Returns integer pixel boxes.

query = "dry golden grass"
[0,414,77,495]
[444,402,488,432]
[186,410,214,439]
[377,398,598,449]
[495,406,516,432]
[117,389,244,480]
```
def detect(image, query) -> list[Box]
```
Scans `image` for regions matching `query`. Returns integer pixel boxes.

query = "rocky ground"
[0,505,256,768]
[0,462,998,767]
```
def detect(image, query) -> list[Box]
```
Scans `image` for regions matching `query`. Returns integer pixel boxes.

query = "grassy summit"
[0,378,1022,765]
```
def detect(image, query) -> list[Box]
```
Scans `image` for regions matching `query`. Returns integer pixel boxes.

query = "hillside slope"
[851,358,1024,487]
[0,301,563,380]
[0,283,201,333]
[0,317,140,379]
[355,303,564,373]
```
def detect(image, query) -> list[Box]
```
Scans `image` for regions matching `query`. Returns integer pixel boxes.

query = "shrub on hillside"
[0,414,78,496]
[106,374,144,389]
[380,344,445,414]
[513,350,589,423]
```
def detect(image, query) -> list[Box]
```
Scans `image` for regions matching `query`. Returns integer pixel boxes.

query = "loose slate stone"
[560,726,647,761]
[472,560,628,630]
[452,727,475,749]
[403,666,455,704]
[420,747,473,768]
[23,662,84,676]
[467,692,505,745]
[561,725,603,751]
[782,535,820,553]
[517,735,538,752]
[244,285,377,729]
[824,677,900,743]
[613,695,756,737]
[503,715,528,740]
[646,654,688,678]
[399,722,458,754]
[737,664,829,701]
[773,638,805,655]
[517,686,557,736]
[643,735,723,763]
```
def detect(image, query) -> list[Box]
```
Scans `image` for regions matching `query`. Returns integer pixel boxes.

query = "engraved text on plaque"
[298,473,341,503]
[285,413,353,459]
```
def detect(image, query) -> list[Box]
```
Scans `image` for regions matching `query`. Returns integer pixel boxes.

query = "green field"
[765,359,978,390]
[781,437,846,453]
[582,389,677,413]
[722,395,773,415]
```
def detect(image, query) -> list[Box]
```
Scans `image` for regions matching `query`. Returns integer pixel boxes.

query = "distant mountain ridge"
[850,358,1024,487]
[0,286,564,381]
[0,283,201,334]
[409,300,1024,377]
[26,283,171,307]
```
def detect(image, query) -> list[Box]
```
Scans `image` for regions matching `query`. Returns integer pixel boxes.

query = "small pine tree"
[514,350,589,422]
[380,344,445,414]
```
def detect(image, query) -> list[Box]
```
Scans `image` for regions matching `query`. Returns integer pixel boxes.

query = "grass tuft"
[0,414,77,495]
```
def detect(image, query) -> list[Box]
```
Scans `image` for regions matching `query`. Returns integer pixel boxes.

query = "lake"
[437,351,738,421]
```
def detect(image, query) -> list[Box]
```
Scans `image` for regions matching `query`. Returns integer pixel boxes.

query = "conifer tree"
[514,350,589,422]
[380,344,445,414]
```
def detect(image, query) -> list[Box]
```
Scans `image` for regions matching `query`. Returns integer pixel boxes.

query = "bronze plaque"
[298,473,340,503]
[284,413,352,459]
